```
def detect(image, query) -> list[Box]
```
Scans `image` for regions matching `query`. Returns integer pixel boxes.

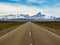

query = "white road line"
[0,23,27,40]
[30,43,32,45]
[28,23,32,45]
[29,32,31,35]
[31,23,60,38]
[40,27,60,38]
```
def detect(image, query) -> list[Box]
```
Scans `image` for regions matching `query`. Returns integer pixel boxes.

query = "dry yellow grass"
[0,21,25,30]
[0,21,26,36]
[33,21,60,30]
[33,21,60,35]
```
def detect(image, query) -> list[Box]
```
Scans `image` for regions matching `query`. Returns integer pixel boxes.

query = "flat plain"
[0,21,25,36]
[33,21,60,35]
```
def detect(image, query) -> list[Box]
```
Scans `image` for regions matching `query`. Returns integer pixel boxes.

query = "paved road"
[0,22,60,45]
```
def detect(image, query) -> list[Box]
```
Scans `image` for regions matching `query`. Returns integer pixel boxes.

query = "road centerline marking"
[30,43,32,45]
[29,32,31,35]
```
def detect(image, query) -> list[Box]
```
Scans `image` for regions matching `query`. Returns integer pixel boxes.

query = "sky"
[0,0,60,18]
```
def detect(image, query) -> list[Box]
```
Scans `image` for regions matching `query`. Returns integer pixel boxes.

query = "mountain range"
[0,12,60,22]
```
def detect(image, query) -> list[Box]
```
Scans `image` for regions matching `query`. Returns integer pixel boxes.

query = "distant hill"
[55,17,60,21]
[0,12,60,22]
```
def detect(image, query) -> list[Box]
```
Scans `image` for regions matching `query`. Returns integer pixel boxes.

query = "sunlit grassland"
[0,21,26,30]
[33,21,60,35]
[33,21,60,30]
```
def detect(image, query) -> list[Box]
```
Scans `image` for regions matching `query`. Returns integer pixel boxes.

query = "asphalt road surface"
[0,22,60,45]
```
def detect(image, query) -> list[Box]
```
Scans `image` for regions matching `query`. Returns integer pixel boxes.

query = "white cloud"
[43,6,60,18]
[0,3,60,18]
[0,3,43,16]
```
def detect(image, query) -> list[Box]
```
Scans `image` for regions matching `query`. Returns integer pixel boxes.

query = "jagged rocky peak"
[36,12,45,17]
[37,12,41,15]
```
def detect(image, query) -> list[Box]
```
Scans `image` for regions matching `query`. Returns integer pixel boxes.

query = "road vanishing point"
[0,22,60,45]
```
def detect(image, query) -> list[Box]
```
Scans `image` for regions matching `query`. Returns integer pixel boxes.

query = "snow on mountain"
[0,12,59,21]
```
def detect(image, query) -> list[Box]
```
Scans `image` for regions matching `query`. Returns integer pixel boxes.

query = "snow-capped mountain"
[0,12,60,21]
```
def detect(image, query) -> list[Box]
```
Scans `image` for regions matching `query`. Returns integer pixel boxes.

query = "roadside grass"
[33,21,60,35]
[0,21,26,31]
[33,21,60,30]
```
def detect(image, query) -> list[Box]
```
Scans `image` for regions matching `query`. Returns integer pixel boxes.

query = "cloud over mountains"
[0,0,60,18]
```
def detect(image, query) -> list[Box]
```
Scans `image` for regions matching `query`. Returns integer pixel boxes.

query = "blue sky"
[0,0,60,7]
[0,0,60,18]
